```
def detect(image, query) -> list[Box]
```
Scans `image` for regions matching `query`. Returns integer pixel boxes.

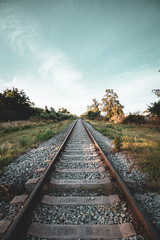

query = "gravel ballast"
[83,120,160,233]
[0,119,159,239]
[31,202,133,225]
[0,121,75,221]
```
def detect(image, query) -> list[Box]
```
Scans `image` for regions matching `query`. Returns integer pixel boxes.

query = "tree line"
[0,87,159,123]
[81,89,160,123]
[0,88,75,122]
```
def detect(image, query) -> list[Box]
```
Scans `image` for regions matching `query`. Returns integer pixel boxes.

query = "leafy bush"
[0,88,76,122]
[0,88,34,121]
[123,114,146,124]
[113,135,123,151]
[147,100,160,119]
[0,141,12,155]
[83,110,100,120]
[35,129,54,142]
[19,136,30,147]
[106,124,114,128]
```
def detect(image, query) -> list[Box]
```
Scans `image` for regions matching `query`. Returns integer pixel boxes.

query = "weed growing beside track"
[87,120,160,192]
[0,119,74,174]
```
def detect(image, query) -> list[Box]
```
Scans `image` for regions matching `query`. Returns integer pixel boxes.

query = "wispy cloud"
[0,2,38,55]
[0,1,90,114]
[38,51,82,90]
[0,1,159,115]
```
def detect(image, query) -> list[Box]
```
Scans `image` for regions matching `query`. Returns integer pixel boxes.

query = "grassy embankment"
[0,119,74,174]
[87,120,160,192]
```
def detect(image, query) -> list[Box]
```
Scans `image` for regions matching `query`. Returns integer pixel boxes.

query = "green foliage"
[113,135,123,151]
[82,98,101,120]
[101,89,124,120]
[58,107,70,114]
[0,88,34,121]
[86,110,100,120]
[88,120,160,191]
[0,88,76,122]
[0,156,11,170]
[18,136,30,147]
[0,141,12,155]
[87,98,100,113]
[35,129,54,142]
[0,119,73,173]
[147,100,160,119]
[106,124,114,128]
[123,114,146,124]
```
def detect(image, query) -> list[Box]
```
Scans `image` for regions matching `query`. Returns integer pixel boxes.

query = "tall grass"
[18,136,30,147]
[0,119,73,173]
[35,129,54,142]
[88,120,160,192]
[0,141,12,155]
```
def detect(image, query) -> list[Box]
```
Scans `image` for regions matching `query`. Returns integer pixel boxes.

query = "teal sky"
[0,0,160,115]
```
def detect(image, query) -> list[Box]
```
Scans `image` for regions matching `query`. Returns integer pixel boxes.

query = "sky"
[0,0,160,115]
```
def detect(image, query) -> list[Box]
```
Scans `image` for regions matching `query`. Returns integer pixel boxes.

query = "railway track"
[1,119,160,239]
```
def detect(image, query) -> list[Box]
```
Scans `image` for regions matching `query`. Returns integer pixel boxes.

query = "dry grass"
[0,119,73,174]
[0,120,36,128]
[88,120,160,192]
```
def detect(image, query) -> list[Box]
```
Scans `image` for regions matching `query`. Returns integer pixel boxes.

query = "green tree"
[86,98,101,120]
[58,107,70,114]
[87,98,100,113]
[147,101,160,119]
[86,110,100,120]
[0,88,34,121]
[147,89,160,119]
[44,105,50,113]
[101,89,124,120]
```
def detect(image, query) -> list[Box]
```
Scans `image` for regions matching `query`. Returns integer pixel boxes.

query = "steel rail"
[5,119,78,240]
[81,119,160,240]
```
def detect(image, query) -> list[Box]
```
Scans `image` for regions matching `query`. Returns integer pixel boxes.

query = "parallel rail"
[4,118,160,240]
[5,119,78,240]
[82,120,160,240]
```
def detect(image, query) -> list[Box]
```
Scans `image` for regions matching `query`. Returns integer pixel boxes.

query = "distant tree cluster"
[58,107,70,114]
[82,88,160,124]
[85,98,101,120]
[0,88,75,122]
[101,89,124,120]
[82,89,124,121]
[0,88,34,121]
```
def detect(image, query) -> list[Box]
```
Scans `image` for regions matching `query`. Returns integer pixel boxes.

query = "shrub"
[123,114,146,124]
[147,100,160,119]
[19,136,30,147]
[35,129,54,142]
[0,141,12,155]
[106,124,114,128]
[113,135,123,151]
[87,110,100,120]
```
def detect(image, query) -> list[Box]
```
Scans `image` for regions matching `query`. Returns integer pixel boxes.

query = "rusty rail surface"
[5,119,78,240]
[4,118,160,240]
[82,119,160,240]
